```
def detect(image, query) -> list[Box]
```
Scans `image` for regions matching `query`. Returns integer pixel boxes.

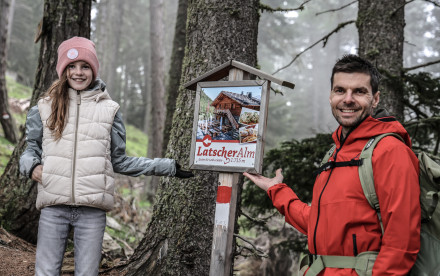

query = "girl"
[19,36,193,276]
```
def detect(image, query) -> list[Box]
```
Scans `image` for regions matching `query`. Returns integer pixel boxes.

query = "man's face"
[329,72,380,137]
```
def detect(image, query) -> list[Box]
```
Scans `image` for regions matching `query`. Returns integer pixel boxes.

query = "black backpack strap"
[314,159,363,176]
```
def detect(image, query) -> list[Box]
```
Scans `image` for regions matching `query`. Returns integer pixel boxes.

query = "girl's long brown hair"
[43,70,70,141]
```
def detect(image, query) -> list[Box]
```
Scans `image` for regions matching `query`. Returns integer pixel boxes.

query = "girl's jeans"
[35,205,106,276]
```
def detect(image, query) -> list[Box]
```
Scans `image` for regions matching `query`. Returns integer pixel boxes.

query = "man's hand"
[32,165,43,183]
[243,168,283,192]
[174,162,194,178]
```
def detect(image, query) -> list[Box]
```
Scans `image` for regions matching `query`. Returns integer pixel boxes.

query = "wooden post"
[209,68,248,276]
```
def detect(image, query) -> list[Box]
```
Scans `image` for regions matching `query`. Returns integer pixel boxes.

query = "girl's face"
[66,61,93,91]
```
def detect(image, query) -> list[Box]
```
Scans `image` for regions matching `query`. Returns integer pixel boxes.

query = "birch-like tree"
[0,0,18,143]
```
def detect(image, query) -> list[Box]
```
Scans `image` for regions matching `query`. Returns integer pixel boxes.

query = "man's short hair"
[330,54,381,94]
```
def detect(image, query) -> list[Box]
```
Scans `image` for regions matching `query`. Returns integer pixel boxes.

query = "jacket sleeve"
[267,183,310,235]
[19,105,43,179]
[372,138,421,275]
[110,111,176,177]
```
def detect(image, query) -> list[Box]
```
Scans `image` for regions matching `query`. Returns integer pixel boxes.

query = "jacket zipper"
[312,117,368,257]
[312,127,352,256]
[352,234,358,256]
[72,90,81,203]
[313,149,338,256]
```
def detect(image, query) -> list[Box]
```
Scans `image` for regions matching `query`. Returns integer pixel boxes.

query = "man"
[244,55,420,275]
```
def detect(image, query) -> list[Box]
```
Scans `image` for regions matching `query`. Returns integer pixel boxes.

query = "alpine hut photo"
[196,87,261,142]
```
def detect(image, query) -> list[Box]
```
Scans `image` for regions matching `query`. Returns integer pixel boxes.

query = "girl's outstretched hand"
[243,168,283,192]
[174,162,194,178]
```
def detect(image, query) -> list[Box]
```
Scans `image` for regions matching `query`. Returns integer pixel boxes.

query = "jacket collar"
[68,78,112,103]
[332,112,412,149]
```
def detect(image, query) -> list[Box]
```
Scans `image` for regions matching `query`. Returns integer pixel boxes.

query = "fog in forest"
[6,0,439,150]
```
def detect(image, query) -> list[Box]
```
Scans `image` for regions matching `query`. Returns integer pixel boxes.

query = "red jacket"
[268,116,421,275]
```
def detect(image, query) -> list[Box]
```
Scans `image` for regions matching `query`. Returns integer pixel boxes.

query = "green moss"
[366,49,380,60]
[229,9,240,17]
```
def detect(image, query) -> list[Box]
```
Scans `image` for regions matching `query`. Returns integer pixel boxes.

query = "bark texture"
[122,0,259,275]
[0,0,18,143]
[162,0,188,154]
[0,0,91,243]
[357,0,405,121]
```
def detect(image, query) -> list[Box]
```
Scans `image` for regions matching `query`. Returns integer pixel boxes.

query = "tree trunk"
[162,0,188,154]
[6,0,15,47]
[0,0,18,143]
[148,0,166,157]
[95,0,124,101]
[0,0,92,244]
[121,1,259,275]
[357,0,405,121]
[146,0,166,195]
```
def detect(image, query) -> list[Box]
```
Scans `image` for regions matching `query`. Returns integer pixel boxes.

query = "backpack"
[315,133,440,276]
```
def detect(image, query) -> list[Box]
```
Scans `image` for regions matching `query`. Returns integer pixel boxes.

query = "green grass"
[5,75,32,99]
[125,124,148,157]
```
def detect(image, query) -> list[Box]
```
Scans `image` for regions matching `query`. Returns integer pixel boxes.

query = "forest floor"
[0,175,152,276]
[0,231,122,276]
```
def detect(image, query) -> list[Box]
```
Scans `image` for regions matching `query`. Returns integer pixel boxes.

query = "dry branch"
[403,59,440,72]
[390,0,416,16]
[259,0,312,13]
[423,0,440,8]
[240,210,278,225]
[234,234,268,258]
[272,20,356,75]
[316,0,357,16]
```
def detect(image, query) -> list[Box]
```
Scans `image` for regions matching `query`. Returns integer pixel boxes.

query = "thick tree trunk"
[162,0,188,154]
[121,1,259,275]
[357,0,405,121]
[0,0,18,144]
[0,0,91,244]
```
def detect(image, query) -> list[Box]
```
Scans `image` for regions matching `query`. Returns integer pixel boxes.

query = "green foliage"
[0,136,14,175]
[105,225,137,248]
[5,75,33,99]
[403,72,440,155]
[242,133,333,216]
[199,89,215,118]
[125,124,149,157]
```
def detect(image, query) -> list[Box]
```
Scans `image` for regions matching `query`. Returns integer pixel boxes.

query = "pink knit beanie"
[56,36,99,80]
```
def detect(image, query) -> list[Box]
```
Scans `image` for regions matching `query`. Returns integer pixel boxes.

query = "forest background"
[0,0,439,275]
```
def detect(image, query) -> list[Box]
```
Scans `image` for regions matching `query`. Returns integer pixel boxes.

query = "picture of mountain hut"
[198,91,260,140]
[212,90,260,123]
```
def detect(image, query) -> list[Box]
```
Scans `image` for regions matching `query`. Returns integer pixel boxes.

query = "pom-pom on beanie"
[56,36,99,80]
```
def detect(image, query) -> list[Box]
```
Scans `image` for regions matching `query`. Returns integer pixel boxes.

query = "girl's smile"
[67,61,93,91]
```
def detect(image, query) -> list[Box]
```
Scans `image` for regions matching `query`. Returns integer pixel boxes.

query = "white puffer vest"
[37,87,119,211]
